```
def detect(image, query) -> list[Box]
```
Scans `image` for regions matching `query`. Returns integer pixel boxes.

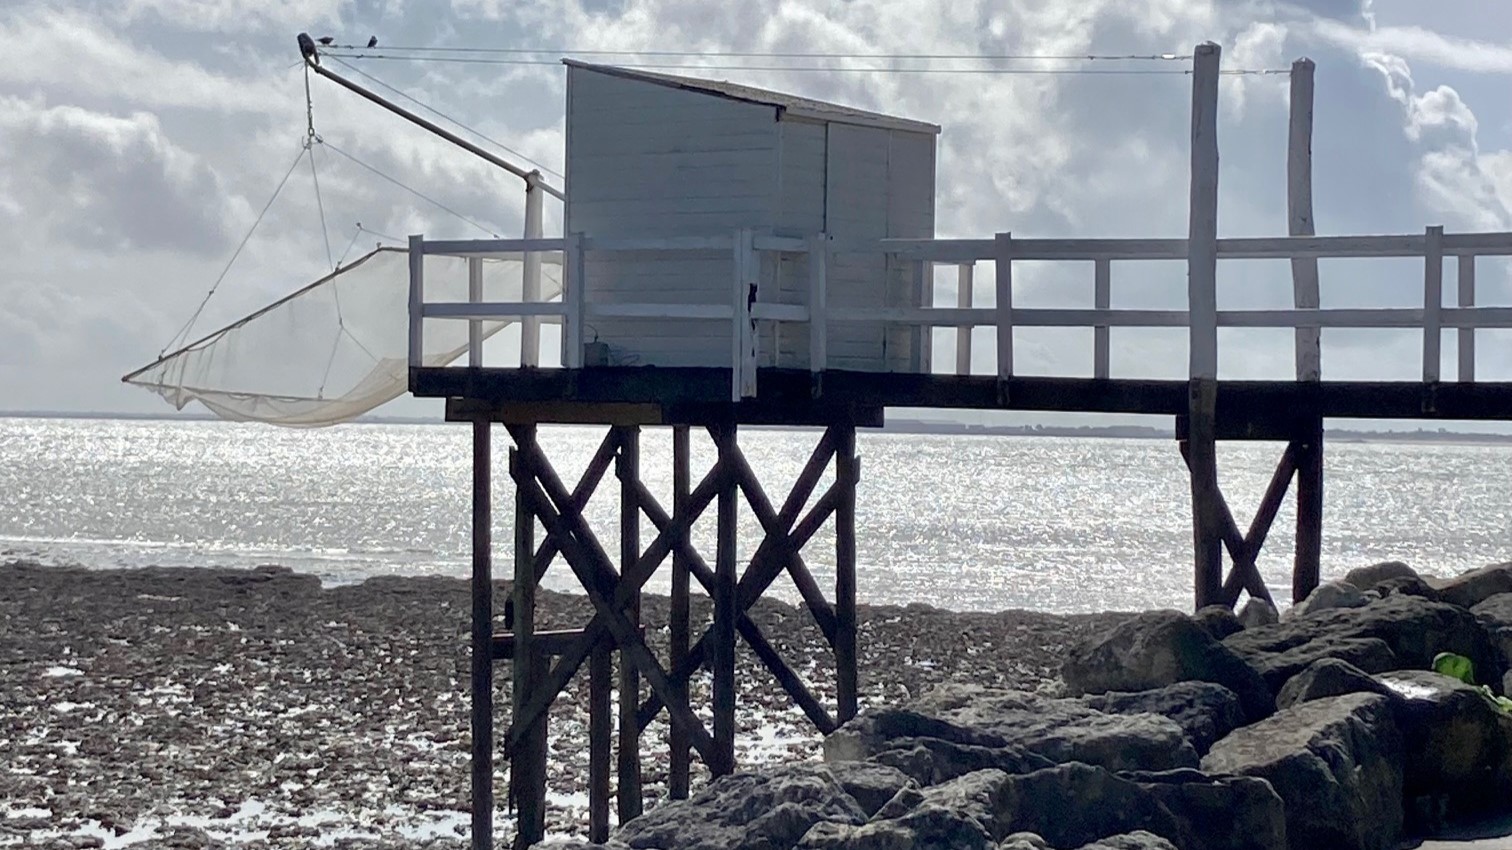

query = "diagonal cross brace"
[620,474,839,734]
[509,451,718,764]
[527,429,620,583]
[1179,442,1288,607]
[634,434,847,731]
[501,430,724,759]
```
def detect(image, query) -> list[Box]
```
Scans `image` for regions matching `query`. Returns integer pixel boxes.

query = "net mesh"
[124,247,563,427]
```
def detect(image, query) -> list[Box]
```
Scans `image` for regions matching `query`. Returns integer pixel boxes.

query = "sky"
[3,0,1512,423]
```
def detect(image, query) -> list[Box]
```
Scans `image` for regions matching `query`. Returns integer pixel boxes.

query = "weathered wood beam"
[616,427,643,822]
[1294,423,1325,603]
[668,425,692,800]
[712,424,739,775]
[470,419,494,850]
[1179,442,1277,607]
[501,430,725,760]
[737,615,837,734]
[508,449,718,764]
[528,430,620,582]
[834,426,859,722]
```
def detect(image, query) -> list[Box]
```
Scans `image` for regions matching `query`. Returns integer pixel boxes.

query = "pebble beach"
[0,562,1130,848]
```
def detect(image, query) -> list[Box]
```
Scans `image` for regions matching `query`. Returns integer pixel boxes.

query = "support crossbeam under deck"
[422,367,1512,435]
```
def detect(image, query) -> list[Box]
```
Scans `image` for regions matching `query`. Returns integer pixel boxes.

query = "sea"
[4,416,1510,613]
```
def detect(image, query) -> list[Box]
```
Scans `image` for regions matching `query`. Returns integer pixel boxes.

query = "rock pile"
[565,561,1512,850]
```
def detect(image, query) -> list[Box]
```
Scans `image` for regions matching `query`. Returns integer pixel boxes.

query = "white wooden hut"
[563,60,940,373]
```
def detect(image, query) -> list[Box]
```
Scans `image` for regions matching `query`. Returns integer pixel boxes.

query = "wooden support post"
[834,425,859,723]
[712,423,739,775]
[1293,419,1325,603]
[616,427,643,823]
[669,425,692,799]
[509,429,546,850]
[1187,42,1224,611]
[588,631,611,842]
[470,419,493,850]
[1288,58,1321,382]
[521,178,544,367]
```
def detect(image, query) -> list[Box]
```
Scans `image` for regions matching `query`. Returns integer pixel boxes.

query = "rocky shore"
[555,560,1512,850]
[0,561,1126,848]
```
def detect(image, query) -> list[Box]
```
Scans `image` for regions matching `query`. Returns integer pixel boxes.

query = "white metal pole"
[1188,42,1222,382]
[521,175,544,367]
[1288,58,1321,381]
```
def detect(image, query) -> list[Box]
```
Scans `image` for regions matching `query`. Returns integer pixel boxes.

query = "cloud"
[0,97,236,255]
[0,5,288,114]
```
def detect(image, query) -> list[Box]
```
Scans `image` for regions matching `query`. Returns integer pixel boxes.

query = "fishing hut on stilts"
[122,37,1512,850]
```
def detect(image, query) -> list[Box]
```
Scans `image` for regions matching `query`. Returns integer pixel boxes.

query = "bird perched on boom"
[317,35,334,45]
[367,35,378,48]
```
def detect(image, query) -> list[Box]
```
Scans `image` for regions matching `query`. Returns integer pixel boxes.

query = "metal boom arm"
[297,33,565,201]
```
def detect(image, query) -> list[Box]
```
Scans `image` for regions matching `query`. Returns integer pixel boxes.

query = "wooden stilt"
[616,427,643,822]
[588,630,611,841]
[509,429,546,850]
[834,426,859,723]
[668,425,692,799]
[470,419,493,850]
[1186,383,1224,610]
[712,423,739,776]
[1294,419,1324,603]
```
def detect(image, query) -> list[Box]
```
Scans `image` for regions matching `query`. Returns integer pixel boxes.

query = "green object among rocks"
[1431,651,1512,714]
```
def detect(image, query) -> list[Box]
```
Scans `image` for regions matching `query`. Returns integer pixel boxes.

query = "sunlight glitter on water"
[4,417,1512,613]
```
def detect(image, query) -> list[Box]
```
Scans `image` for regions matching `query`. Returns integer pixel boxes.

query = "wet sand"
[0,562,1129,848]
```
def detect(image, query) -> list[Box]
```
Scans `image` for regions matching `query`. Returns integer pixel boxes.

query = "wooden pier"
[397,42,1512,850]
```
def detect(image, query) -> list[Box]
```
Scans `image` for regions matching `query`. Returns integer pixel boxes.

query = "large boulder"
[1223,594,1502,695]
[847,764,1287,850]
[797,804,996,850]
[1275,657,1391,709]
[827,686,1198,777]
[1073,834,1180,850]
[1192,606,1244,641]
[1237,598,1279,629]
[1472,593,1512,678]
[1062,610,1274,721]
[1375,669,1512,830]
[1201,693,1404,850]
[614,764,868,850]
[1284,580,1367,619]
[1081,682,1245,756]
[1343,561,1419,591]
[1430,562,1512,609]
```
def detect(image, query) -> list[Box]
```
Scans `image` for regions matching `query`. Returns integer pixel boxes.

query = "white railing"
[409,225,1512,396]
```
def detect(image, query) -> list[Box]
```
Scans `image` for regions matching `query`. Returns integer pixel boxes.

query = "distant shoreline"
[7,410,1512,445]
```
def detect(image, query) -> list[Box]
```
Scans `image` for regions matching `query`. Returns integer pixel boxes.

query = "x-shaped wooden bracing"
[502,425,854,768]
[1181,441,1299,608]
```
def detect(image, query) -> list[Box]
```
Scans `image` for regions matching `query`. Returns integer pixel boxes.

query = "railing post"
[915,259,933,373]
[1288,58,1322,381]
[408,234,424,372]
[521,175,544,367]
[993,232,1014,399]
[564,233,586,368]
[955,263,974,376]
[468,257,484,367]
[1093,258,1111,379]
[1424,225,1444,383]
[1187,41,1223,610]
[732,228,758,400]
[808,233,828,376]
[1459,254,1476,382]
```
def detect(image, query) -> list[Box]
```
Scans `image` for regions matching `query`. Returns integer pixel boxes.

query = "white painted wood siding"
[566,65,779,367]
